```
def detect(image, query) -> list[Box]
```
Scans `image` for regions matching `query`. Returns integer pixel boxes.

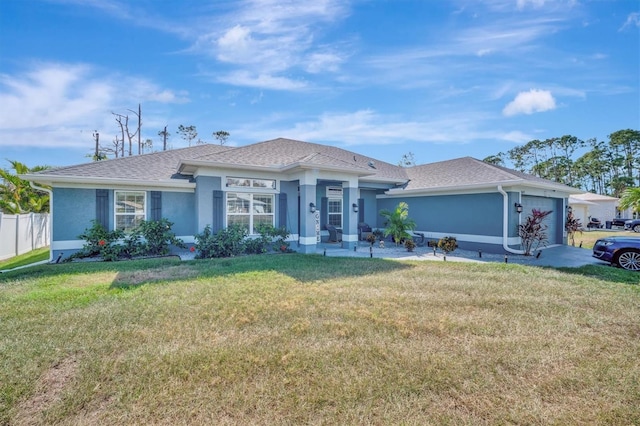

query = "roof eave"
[386,179,582,195]
[178,160,282,175]
[283,162,377,177]
[19,174,195,190]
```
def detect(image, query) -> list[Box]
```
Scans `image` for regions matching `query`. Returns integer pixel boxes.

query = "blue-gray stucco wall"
[376,193,505,236]
[280,180,299,233]
[53,188,100,241]
[360,189,378,226]
[195,176,222,231]
[161,192,195,236]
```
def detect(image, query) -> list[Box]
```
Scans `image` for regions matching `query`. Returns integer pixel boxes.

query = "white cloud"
[189,0,349,90]
[516,0,547,10]
[217,71,308,91]
[620,12,640,31]
[236,109,511,148]
[305,52,344,73]
[502,89,556,116]
[0,62,189,149]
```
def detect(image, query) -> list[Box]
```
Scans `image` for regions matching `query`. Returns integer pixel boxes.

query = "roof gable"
[182,138,408,181]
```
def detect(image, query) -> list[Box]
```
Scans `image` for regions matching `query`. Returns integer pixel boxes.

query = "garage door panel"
[521,196,558,244]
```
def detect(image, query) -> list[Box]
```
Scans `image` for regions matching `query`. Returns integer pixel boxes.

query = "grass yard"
[571,229,637,249]
[0,248,49,271]
[1,255,639,425]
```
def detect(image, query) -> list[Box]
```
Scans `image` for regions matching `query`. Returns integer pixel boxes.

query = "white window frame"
[114,191,146,232]
[226,192,275,234]
[328,198,343,228]
[226,176,276,190]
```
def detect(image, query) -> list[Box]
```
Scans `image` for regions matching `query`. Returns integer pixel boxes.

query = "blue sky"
[1,0,638,169]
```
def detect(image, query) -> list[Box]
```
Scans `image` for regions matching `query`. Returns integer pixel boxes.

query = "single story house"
[569,192,637,226]
[22,138,582,260]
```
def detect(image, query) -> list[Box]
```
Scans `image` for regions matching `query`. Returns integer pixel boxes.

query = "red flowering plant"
[518,209,553,255]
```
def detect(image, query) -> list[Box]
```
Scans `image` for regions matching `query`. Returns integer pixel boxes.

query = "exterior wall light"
[352,203,359,213]
[309,202,316,213]
[567,205,573,213]
[515,202,523,214]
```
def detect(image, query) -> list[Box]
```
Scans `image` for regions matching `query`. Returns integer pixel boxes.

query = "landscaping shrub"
[194,224,247,259]
[73,219,183,261]
[130,218,185,255]
[437,236,458,254]
[519,209,552,255]
[195,224,291,258]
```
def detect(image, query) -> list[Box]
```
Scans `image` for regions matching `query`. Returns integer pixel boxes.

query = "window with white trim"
[115,191,146,232]
[328,198,342,228]
[226,192,274,233]
[227,177,276,189]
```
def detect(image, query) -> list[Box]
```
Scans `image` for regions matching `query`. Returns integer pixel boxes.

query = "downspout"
[29,182,53,263]
[497,185,525,255]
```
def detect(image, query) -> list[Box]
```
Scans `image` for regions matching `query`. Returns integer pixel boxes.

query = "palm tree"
[0,160,50,213]
[379,202,416,245]
[618,187,640,214]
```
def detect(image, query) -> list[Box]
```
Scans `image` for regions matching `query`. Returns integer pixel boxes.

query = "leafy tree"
[213,130,230,146]
[618,187,640,214]
[379,202,416,245]
[483,154,505,166]
[398,152,416,167]
[0,161,50,213]
[609,129,640,186]
[177,125,198,147]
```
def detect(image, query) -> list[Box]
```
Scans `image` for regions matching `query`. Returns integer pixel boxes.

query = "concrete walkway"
[316,242,604,268]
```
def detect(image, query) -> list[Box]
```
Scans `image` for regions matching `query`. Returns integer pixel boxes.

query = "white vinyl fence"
[0,213,50,261]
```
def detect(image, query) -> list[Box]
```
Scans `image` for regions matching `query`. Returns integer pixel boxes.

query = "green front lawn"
[1,255,638,424]
[0,247,49,271]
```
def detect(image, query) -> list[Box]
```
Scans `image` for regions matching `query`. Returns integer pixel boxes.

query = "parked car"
[625,219,640,233]
[592,236,640,271]
[611,217,631,227]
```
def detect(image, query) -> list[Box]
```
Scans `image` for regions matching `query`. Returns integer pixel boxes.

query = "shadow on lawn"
[556,264,640,287]
[105,254,413,289]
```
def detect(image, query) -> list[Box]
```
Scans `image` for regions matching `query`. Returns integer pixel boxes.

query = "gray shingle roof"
[23,139,580,194]
[190,138,408,181]
[29,144,232,181]
[403,157,581,192]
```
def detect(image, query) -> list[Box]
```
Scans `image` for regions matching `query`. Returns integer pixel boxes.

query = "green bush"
[195,224,291,258]
[194,224,247,259]
[73,219,184,261]
[131,218,185,256]
[437,236,458,254]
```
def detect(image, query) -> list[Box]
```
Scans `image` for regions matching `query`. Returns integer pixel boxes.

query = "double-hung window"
[225,177,276,234]
[328,198,342,228]
[226,193,274,233]
[115,191,146,232]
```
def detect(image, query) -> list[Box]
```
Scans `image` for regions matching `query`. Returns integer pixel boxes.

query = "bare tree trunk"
[162,126,168,151]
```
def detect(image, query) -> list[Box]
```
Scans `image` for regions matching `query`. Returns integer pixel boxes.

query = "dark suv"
[624,219,640,233]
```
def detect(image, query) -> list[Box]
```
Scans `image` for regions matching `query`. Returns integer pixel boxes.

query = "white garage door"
[521,196,558,245]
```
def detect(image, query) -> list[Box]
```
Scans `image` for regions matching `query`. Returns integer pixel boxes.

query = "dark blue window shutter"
[321,197,328,229]
[151,191,162,221]
[358,198,364,223]
[278,193,287,228]
[96,189,109,229]
[212,190,223,233]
